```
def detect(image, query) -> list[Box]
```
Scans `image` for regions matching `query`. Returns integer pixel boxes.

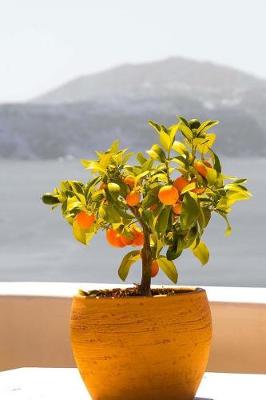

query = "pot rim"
[73,286,206,301]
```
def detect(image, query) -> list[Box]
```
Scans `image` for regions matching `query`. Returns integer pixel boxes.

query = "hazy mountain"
[1,57,266,159]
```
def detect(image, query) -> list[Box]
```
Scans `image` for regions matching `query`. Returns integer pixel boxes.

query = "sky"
[0,0,266,103]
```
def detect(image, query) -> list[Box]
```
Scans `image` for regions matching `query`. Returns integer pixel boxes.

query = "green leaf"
[156,206,171,234]
[146,144,166,162]
[216,211,232,236]
[118,250,141,281]
[192,241,210,266]
[177,116,189,126]
[197,120,219,134]
[105,205,122,223]
[85,177,102,196]
[198,207,211,231]
[137,152,147,165]
[165,232,185,260]
[141,158,154,172]
[150,172,168,183]
[209,149,222,173]
[183,226,198,248]
[148,120,161,135]
[179,123,193,141]
[91,190,105,202]
[157,256,178,283]
[180,192,200,229]
[42,193,60,205]
[166,246,182,261]
[136,170,150,182]
[231,178,247,184]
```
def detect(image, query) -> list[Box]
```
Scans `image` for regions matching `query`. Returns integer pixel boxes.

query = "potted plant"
[42,115,251,400]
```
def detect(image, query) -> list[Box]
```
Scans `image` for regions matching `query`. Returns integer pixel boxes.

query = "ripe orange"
[173,176,190,193]
[106,228,126,248]
[158,185,179,205]
[172,201,182,215]
[194,161,208,178]
[123,175,136,188]
[151,260,159,278]
[75,211,95,229]
[132,229,144,246]
[126,190,141,206]
[120,233,134,246]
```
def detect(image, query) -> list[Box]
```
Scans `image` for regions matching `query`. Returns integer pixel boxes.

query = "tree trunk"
[139,224,152,296]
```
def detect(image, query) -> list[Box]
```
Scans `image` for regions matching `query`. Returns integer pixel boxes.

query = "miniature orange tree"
[42,116,251,296]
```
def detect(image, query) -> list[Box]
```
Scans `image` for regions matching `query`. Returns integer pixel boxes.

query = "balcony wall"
[0,283,265,373]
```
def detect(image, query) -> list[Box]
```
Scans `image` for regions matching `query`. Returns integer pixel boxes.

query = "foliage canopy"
[42,116,251,294]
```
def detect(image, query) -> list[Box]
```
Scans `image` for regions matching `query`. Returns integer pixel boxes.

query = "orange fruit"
[194,161,208,178]
[75,211,95,229]
[151,260,159,278]
[173,176,190,194]
[172,201,182,215]
[123,175,136,188]
[132,229,144,246]
[120,233,134,246]
[126,190,141,206]
[158,185,179,205]
[106,228,125,248]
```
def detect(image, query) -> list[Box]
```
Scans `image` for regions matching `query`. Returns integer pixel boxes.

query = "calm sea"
[0,157,265,287]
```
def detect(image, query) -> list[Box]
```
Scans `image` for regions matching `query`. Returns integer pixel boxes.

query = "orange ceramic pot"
[70,288,212,400]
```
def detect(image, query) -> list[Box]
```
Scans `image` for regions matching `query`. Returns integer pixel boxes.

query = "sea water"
[0,157,265,287]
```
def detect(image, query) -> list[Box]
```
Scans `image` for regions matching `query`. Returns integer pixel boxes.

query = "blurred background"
[0,0,265,286]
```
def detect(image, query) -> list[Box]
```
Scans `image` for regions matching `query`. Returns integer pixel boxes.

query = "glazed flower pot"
[70,288,212,400]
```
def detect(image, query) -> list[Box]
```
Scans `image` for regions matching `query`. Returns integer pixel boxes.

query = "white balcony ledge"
[0,368,265,400]
[0,282,266,303]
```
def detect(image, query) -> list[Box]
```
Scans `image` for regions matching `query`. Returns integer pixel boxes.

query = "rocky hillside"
[1,57,265,159]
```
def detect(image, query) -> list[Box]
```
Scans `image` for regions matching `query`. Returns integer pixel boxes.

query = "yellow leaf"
[168,124,179,144]
[194,133,216,154]
[206,167,217,185]
[179,123,193,140]
[181,182,196,194]
[66,197,82,212]
[109,139,120,153]
[73,220,87,244]
[226,190,251,206]
[172,141,187,154]
[191,241,209,266]
[72,221,94,245]
[81,160,105,174]
[159,131,171,152]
